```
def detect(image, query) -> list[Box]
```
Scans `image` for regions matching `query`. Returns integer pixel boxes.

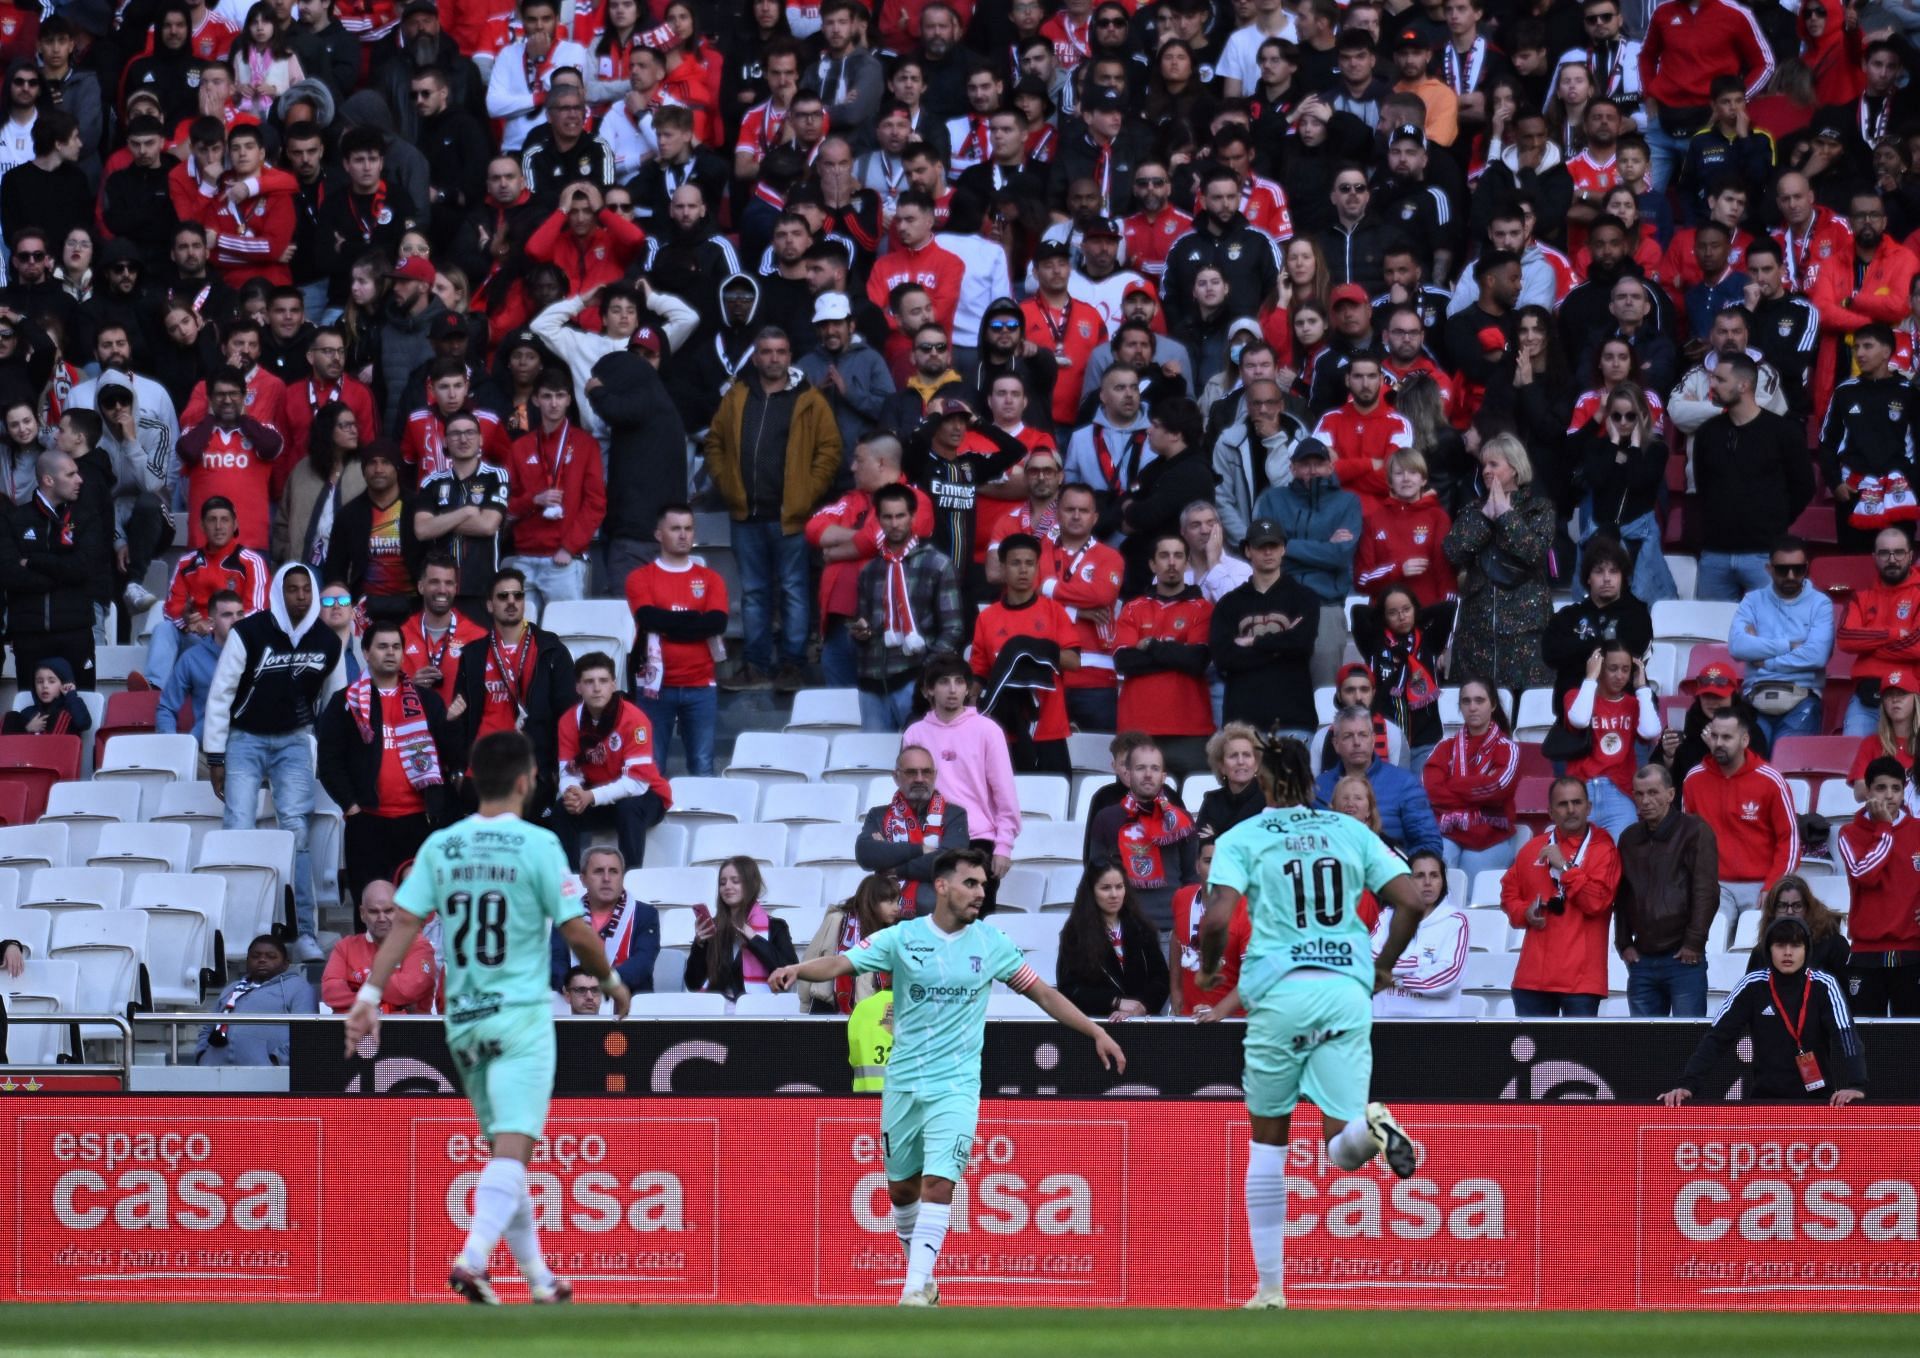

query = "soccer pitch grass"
[9,1306,1919,1358]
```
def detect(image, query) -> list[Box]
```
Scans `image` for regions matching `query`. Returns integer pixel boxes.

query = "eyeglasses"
[565,983,601,996]
[1875,547,1912,558]
[1335,183,1368,194]
[319,594,353,608]
[1135,176,1167,186]
[411,89,436,100]
[915,341,949,352]
[1769,561,1808,576]
[11,77,39,87]
[1607,411,1636,423]
[311,345,345,357]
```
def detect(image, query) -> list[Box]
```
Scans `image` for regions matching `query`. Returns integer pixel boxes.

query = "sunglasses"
[12,77,39,87]
[1135,176,1168,186]
[108,261,140,273]
[987,318,1021,331]
[1607,411,1636,423]
[1335,184,1368,194]
[916,341,949,352]
[1584,11,1618,20]
[1095,15,1128,25]
[13,249,45,261]
[494,591,526,601]
[319,594,353,608]
[1770,561,1808,576]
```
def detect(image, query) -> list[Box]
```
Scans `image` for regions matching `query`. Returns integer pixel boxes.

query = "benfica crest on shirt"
[1413,526,1429,544]
[690,578,707,599]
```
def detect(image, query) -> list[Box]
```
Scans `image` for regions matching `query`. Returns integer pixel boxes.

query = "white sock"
[503,1188,556,1291]
[892,1200,920,1264]
[1245,1142,1289,1290]
[459,1158,526,1274]
[901,1200,950,1292]
[1329,1117,1381,1171]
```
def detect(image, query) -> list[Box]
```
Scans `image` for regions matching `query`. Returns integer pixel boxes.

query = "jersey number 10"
[1282,857,1346,929]
[446,890,509,967]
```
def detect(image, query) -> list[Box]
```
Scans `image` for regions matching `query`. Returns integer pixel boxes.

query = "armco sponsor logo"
[407,1117,720,1300]
[15,1116,323,1299]
[812,1116,1128,1303]
[1637,1126,1920,1307]
[1223,1120,1541,1307]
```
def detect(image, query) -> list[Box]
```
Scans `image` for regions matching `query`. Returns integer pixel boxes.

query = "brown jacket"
[1613,808,1720,957]
[703,367,842,534]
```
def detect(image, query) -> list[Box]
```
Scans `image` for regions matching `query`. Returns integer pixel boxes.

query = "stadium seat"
[1606,951,1629,993]
[1785,778,1812,816]
[0,905,50,960]
[151,781,228,864]
[1810,554,1876,604]
[823,733,901,785]
[994,866,1047,913]
[1463,952,1518,992]
[1182,773,1220,804]
[757,866,824,911]
[1650,600,1737,645]
[1437,687,1463,735]
[1729,910,1764,954]
[1066,732,1113,777]
[688,822,788,868]
[128,873,228,977]
[1667,555,1698,600]
[1043,865,1084,909]
[1468,869,1507,911]
[0,865,19,910]
[21,867,125,919]
[0,780,29,829]
[1463,909,1513,952]
[663,776,758,826]
[652,946,688,992]
[859,774,895,810]
[89,822,194,878]
[1800,872,1850,914]
[758,781,859,826]
[40,781,143,864]
[1680,643,1738,684]
[0,734,82,823]
[786,822,863,870]
[1313,685,1338,725]
[726,731,829,790]
[778,907,826,948]
[1515,777,1554,820]
[815,864,866,904]
[1644,642,1682,697]
[784,688,863,732]
[0,823,68,872]
[50,909,149,1036]
[632,992,729,1017]
[995,914,1061,958]
[3,958,78,1064]
[627,867,717,910]
[94,733,200,819]
[1814,779,1861,825]
[133,895,212,1009]
[1707,953,1753,993]
[1071,776,1111,824]
[1512,688,1556,741]
[1012,821,1084,869]
[1771,736,1858,780]
[733,992,803,1016]
[194,829,294,943]
[541,600,636,689]
[1013,774,1070,823]
[1596,996,1631,1017]
[1445,869,1469,907]
[95,645,148,696]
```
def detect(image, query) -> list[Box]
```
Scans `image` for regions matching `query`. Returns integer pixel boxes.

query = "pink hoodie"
[900,706,1022,856]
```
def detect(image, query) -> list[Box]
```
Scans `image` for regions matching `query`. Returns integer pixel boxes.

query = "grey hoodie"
[91,371,176,543]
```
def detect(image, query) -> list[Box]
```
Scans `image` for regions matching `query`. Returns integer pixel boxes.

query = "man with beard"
[1805,189,1917,426]
[1564,99,1624,249]
[1669,306,1788,466]
[1837,526,1920,736]
[450,157,544,298]
[964,297,1058,435]
[641,184,742,332]
[379,1,486,139]
[1121,160,1193,285]
[916,2,986,122]
[1693,354,1812,603]
[1068,218,1153,333]
[1556,216,1661,356]
[1821,325,1920,553]
[1162,169,1282,332]
[408,67,489,247]
[1741,239,1819,419]
[1370,125,1461,286]
[797,293,895,456]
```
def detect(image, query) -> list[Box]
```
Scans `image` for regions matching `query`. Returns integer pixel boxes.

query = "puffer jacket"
[702,366,843,534]
[1210,411,1307,548]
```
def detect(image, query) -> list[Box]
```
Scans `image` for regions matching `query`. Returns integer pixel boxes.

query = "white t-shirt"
[1217,18,1300,90]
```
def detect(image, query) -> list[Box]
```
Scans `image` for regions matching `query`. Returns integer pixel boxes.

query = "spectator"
[549,845,661,998]
[1209,515,1320,736]
[971,533,1081,773]
[705,327,842,691]
[1746,874,1853,979]
[901,653,1021,888]
[1424,678,1523,877]
[402,358,513,488]
[369,257,450,439]
[1443,433,1556,691]
[585,324,694,591]
[849,483,964,730]
[1662,916,1864,1108]
[1181,497,1253,603]
[321,445,419,623]
[1371,849,1472,1017]
[1849,673,1919,799]
[5,450,104,691]
[158,590,245,743]
[1312,351,1413,496]
[1117,395,1217,592]
[798,872,904,1015]
[1350,586,1453,771]
[855,745,972,918]
[1821,321,1919,553]
[798,292,895,454]
[1314,663,1407,775]
[1354,448,1458,607]
[1209,377,1306,549]
[1500,777,1622,1017]
[553,652,672,870]
[413,411,509,621]
[1079,732,1189,853]
[401,553,486,708]
[1196,722,1266,841]
[1541,534,1652,712]
[1313,706,1443,855]
[1615,764,1718,1017]
[2,659,89,736]
[276,402,364,571]
[1836,527,1920,736]
[450,567,574,817]
[685,856,799,999]
[560,967,606,1015]
[1024,481,1124,732]
[502,367,608,613]
[1682,709,1800,920]
[1113,534,1214,778]
[1576,381,1675,601]
[1056,861,1172,1018]
[1728,534,1833,744]
[195,935,318,1066]
[319,882,439,1015]
[626,504,730,777]
[1088,740,1199,935]
[1559,640,1660,836]
[148,499,269,687]
[88,384,177,624]
[1170,838,1249,1016]
[1653,659,1768,784]
[1251,436,1362,687]
[1691,353,1814,602]
[486,0,594,154]
[1835,756,1920,1016]
[532,282,698,446]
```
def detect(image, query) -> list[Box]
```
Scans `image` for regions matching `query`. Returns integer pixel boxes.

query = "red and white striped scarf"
[345,676,444,790]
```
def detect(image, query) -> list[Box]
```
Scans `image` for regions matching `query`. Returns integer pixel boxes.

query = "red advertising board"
[4,1096,1918,1308]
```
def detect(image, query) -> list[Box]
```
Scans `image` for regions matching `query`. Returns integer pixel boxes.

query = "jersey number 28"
[1282,857,1345,929]
[446,890,508,967]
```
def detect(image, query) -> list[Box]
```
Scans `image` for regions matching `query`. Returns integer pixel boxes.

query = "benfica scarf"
[572,698,623,775]
[880,537,925,654]
[488,628,535,723]
[882,790,947,849]
[1377,627,1440,710]
[588,895,638,967]
[1092,425,1147,493]
[346,677,444,790]
[1116,793,1192,887]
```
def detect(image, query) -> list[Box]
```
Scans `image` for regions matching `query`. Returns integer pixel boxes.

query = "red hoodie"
[1682,749,1799,884]
[1798,0,1865,107]
[1835,809,1920,954]
[1501,825,1620,996]
[525,207,647,307]
[205,167,299,286]
[505,421,608,558]
[1355,492,1457,606]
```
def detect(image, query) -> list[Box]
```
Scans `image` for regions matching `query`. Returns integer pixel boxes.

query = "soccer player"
[343,730,633,1305]
[770,848,1125,1307]
[1196,736,1428,1310]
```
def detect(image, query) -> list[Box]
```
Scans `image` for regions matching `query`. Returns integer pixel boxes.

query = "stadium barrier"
[4,1095,1917,1309]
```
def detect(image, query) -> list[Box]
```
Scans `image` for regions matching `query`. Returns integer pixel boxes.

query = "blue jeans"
[1511,989,1603,1017]
[1066,685,1117,734]
[1754,691,1823,745]
[1844,693,1881,737]
[821,617,858,689]
[637,685,718,776]
[733,521,809,670]
[1586,778,1637,838]
[1627,952,1709,1017]
[221,729,317,942]
[858,680,917,732]
[1643,121,1687,195]
[1442,832,1521,881]
[505,554,586,616]
[1696,552,1770,603]
[145,620,183,686]
[298,279,331,320]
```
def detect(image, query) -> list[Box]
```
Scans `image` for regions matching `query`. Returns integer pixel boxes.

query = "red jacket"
[1835,809,1920,954]
[1682,750,1799,884]
[274,375,380,501]
[1354,492,1457,606]
[205,168,299,286]
[1037,537,1123,692]
[803,480,935,622]
[1639,0,1775,108]
[319,930,438,1014]
[400,610,487,706]
[1113,587,1215,737]
[1313,400,1413,506]
[400,405,513,485]
[868,238,967,335]
[1122,204,1194,281]
[1772,207,1854,294]
[557,697,673,807]
[524,207,647,303]
[163,541,271,626]
[1804,236,1917,422]
[1836,576,1920,681]
[1500,826,1621,996]
[1423,728,1519,852]
[505,421,607,558]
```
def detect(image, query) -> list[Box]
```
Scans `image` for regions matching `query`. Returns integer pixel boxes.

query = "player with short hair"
[344,729,632,1305]
[771,847,1124,1307]
[1197,735,1428,1310]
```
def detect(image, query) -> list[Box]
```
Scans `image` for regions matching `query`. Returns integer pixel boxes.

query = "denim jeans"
[1643,120,1687,194]
[222,728,318,942]
[733,521,809,670]
[1627,952,1709,1017]
[821,617,858,689]
[858,680,918,732]
[145,620,183,686]
[1844,694,1882,737]
[506,554,586,616]
[1586,777,1637,838]
[298,279,331,321]
[1511,989,1603,1017]
[1696,552,1770,602]
[1754,692,1823,745]
[1065,685,1117,734]
[637,685,718,776]
[1442,832,1522,881]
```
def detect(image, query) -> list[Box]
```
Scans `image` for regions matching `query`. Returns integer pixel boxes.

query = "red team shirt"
[558,697,675,805]
[969,594,1079,741]
[185,425,277,550]
[1020,294,1107,426]
[401,611,488,705]
[1121,204,1195,281]
[625,559,730,688]
[476,634,532,741]
[1114,590,1215,735]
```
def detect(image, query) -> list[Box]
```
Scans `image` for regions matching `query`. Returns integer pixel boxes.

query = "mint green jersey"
[848,915,1030,1094]
[1207,804,1409,1002]
[395,812,574,1025]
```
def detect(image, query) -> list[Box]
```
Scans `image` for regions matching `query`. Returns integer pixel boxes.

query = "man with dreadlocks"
[1197,735,1430,1310]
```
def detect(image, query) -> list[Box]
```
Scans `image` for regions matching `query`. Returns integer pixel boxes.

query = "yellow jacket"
[702,366,844,534]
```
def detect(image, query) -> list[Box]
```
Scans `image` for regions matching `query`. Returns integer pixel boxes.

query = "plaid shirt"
[854,542,964,687]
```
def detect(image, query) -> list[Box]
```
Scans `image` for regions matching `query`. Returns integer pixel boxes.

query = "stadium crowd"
[2,0,1920,1065]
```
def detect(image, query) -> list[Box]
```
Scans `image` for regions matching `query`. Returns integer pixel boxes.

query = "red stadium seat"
[1516,777,1554,817]
[1770,736,1860,780]
[1680,644,1738,686]
[1810,555,1876,606]
[1790,502,1837,545]
[126,671,153,693]
[0,780,27,827]
[95,691,162,768]
[1514,743,1554,782]
[0,734,82,823]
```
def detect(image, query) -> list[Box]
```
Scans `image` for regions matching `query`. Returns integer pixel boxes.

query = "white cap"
[813,292,852,323]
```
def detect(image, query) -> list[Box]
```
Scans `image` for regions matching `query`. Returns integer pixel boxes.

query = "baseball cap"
[1035,238,1072,261]
[1389,122,1426,147]
[629,325,662,356]
[1083,85,1126,113]
[388,255,436,285]
[1336,662,1375,688]
[400,0,437,18]
[812,292,852,323]
[1886,670,1916,696]
[1245,517,1287,548]
[1012,75,1055,110]
[1812,122,1848,143]
[1290,436,1333,463]
[1082,217,1121,239]
[1686,661,1739,693]
[429,312,467,342]
[930,396,973,420]
[1330,282,1371,308]
[1123,277,1157,298]
[1392,27,1429,50]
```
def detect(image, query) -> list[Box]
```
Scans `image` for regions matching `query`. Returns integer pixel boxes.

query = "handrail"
[3,1013,134,1084]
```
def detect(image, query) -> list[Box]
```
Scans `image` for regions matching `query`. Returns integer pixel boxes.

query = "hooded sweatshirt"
[1210,410,1306,548]
[203,563,346,756]
[1250,472,1364,604]
[900,705,1023,857]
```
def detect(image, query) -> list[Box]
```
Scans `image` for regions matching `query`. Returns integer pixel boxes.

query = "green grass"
[7,1306,1920,1358]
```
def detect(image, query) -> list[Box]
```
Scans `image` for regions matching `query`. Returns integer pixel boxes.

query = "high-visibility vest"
[848,989,893,1093]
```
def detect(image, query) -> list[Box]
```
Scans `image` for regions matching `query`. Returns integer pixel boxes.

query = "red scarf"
[1379,626,1440,710]
[881,790,946,849]
[345,676,444,789]
[1092,425,1146,492]
[347,181,389,244]
[1116,793,1192,887]
[880,536,922,650]
[487,628,535,721]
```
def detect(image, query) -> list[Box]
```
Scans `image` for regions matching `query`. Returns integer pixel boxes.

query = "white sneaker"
[292,935,325,963]
[1366,1101,1418,1180]
[529,1276,573,1304]
[1242,1286,1288,1310]
[122,583,158,614]
[898,1283,940,1307]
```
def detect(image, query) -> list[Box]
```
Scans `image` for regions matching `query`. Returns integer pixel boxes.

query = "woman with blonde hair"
[1443,433,1557,689]
[1849,674,1920,799]
[1328,774,1381,833]
[799,872,904,1014]
[1196,721,1264,838]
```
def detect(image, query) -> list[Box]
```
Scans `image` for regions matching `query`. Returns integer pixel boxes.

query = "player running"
[770,847,1125,1308]
[1195,736,1429,1311]
[344,730,633,1305]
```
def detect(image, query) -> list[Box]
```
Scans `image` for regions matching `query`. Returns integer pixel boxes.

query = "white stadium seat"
[1066,732,1113,777]
[4,958,78,1063]
[1667,555,1698,600]
[50,909,149,1037]
[757,866,823,911]
[759,782,859,825]
[1182,773,1220,804]
[652,946,688,993]
[1463,952,1518,992]
[664,777,759,826]
[1708,953,1756,993]
[94,733,200,819]
[1729,910,1764,953]
[1650,600,1738,645]
[987,994,1036,1018]
[541,600,635,689]
[994,866,1047,913]
[787,822,864,870]
[0,866,18,910]
[1043,866,1083,909]
[1468,869,1507,911]
[90,822,194,878]
[823,733,902,784]
[726,731,829,790]
[994,913,1062,958]
[1012,821,1084,868]
[22,867,125,918]
[819,865,870,903]
[645,821,690,868]
[127,873,228,975]
[779,907,827,948]
[1815,779,1861,823]
[689,822,788,868]
[733,992,803,1016]
[785,688,863,732]
[41,781,143,864]
[0,824,68,872]
[1513,688,1556,742]
[658,911,698,949]
[1463,909,1513,952]
[0,906,51,961]
[1013,774,1070,822]
[151,781,228,863]
[194,829,294,943]
[626,867,717,911]
[632,992,729,1017]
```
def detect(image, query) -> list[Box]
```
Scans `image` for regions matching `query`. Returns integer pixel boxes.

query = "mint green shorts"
[446,1006,557,1140]
[881,1087,979,1184]
[1241,971,1374,1122]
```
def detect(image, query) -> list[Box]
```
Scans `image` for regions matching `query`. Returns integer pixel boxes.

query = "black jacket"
[414,109,493,223]
[314,680,454,822]
[1680,967,1866,1099]
[1047,125,1155,216]
[322,491,422,616]
[1055,911,1171,1017]
[1121,449,1218,591]
[1316,218,1400,297]
[521,129,618,209]
[1209,573,1321,732]
[684,916,798,1000]
[99,161,179,270]
[1541,595,1653,715]
[452,622,575,807]
[1577,428,1670,533]
[1162,214,1281,331]
[587,349,691,545]
[1197,780,1264,840]
[1820,372,1918,490]
[1694,410,1815,554]
[5,492,109,639]
[1749,292,1820,415]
